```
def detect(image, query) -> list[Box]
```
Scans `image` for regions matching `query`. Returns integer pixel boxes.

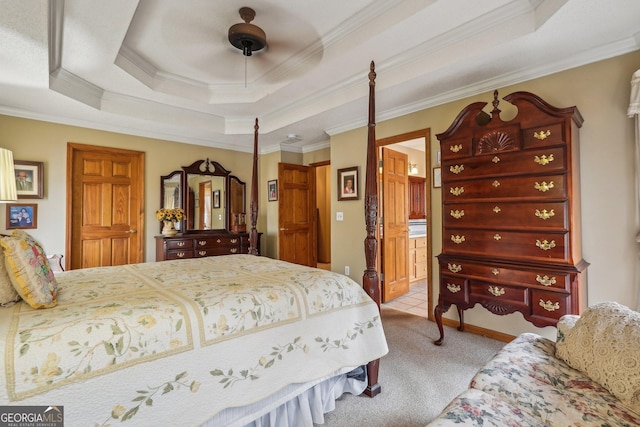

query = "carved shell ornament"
[477,131,516,154]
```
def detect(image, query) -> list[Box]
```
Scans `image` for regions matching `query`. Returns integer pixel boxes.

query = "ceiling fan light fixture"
[228,7,267,57]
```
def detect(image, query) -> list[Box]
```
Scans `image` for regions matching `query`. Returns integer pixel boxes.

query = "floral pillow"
[0,230,58,309]
[0,250,21,306]
[555,301,640,411]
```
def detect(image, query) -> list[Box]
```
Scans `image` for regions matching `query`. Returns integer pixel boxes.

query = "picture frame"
[433,167,442,188]
[14,160,44,199]
[6,203,38,229]
[338,166,359,200]
[268,179,278,201]
[213,190,221,208]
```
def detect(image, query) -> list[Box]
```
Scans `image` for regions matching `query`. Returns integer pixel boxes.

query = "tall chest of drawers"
[433,91,588,345]
[155,231,261,261]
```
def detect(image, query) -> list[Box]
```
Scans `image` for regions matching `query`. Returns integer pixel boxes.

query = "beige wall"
[0,117,254,262]
[331,51,640,339]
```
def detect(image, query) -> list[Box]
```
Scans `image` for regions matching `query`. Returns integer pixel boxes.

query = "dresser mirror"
[160,159,246,233]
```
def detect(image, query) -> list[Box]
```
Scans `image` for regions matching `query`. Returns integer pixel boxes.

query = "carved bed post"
[248,118,260,255]
[363,61,381,397]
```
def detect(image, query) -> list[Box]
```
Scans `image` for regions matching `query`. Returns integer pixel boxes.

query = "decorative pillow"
[0,249,21,306]
[555,301,640,410]
[0,230,58,309]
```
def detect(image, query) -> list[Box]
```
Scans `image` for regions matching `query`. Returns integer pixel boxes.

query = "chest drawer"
[532,289,571,321]
[469,280,528,307]
[438,258,572,291]
[444,201,567,231]
[443,173,566,203]
[443,228,569,262]
[165,249,194,260]
[439,275,468,304]
[522,122,565,150]
[194,235,241,249]
[194,246,241,257]
[165,238,194,250]
[443,146,566,182]
[441,137,473,160]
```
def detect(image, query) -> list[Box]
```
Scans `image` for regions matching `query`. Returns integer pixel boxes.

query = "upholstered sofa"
[427,302,640,426]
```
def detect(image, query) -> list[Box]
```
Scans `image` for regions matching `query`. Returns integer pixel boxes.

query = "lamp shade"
[0,148,18,202]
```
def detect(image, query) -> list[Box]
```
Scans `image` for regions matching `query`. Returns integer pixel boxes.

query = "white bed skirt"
[203,366,367,427]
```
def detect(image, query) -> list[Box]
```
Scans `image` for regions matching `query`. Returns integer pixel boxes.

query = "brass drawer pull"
[451,235,465,244]
[492,268,500,275]
[446,283,461,293]
[450,144,463,153]
[539,299,560,311]
[536,239,556,251]
[450,210,464,219]
[493,206,501,213]
[231,238,238,244]
[492,156,500,164]
[535,209,555,220]
[177,252,185,258]
[230,248,238,253]
[492,180,500,188]
[177,241,185,247]
[198,251,206,256]
[534,130,551,140]
[199,240,207,246]
[493,234,501,241]
[534,154,554,165]
[216,239,222,243]
[534,181,554,192]
[536,275,557,286]
[447,263,462,273]
[488,286,505,297]
[450,187,465,196]
[450,165,464,174]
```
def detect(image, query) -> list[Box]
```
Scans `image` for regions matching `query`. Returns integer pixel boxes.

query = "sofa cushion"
[427,388,543,426]
[471,332,640,425]
[555,301,640,411]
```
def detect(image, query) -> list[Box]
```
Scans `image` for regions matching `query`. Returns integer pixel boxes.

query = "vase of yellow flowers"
[156,208,184,236]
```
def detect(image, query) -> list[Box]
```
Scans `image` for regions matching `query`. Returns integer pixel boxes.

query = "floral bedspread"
[427,332,640,426]
[0,255,388,426]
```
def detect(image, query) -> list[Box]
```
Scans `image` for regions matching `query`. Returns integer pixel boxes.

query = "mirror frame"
[160,159,246,234]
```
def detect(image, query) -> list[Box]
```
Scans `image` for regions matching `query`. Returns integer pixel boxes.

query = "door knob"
[126,229,137,233]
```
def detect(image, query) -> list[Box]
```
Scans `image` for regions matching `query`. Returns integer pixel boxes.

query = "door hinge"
[380,273,384,282]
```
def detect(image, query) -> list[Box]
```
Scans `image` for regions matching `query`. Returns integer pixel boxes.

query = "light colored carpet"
[318,307,506,427]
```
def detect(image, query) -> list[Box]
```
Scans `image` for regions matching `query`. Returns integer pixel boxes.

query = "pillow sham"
[555,301,640,411]
[0,230,58,309]
[0,249,21,306]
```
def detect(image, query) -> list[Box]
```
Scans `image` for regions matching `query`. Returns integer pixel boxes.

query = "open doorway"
[377,129,433,320]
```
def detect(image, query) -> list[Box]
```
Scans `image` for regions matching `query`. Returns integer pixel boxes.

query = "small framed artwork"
[14,160,44,199]
[433,167,442,188]
[268,180,278,202]
[6,203,38,229]
[338,166,359,200]
[213,190,221,208]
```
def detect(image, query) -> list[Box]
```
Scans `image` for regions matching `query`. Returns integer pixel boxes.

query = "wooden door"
[382,147,410,302]
[67,143,144,270]
[278,163,317,267]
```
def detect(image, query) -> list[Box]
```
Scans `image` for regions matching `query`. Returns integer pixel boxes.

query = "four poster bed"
[0,63,385,426]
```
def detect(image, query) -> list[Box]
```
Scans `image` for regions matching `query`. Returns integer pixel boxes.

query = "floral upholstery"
[427,309,640,426]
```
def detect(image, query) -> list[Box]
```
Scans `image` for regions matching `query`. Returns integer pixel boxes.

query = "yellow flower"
[40,353,61,381]
[156,208,185,222]
[137,314,157,328]
[112,405,126,418]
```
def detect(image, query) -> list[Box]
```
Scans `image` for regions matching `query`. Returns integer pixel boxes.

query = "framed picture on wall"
[6,203,38,229]
[213,190,221,208]
[14,160,44,199]
[268,180,278,201]
[433,167,442,188]
[337,166,359,200]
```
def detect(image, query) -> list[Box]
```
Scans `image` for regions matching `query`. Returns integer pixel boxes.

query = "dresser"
[434,90,588,345]
[409,236,428,282]
[155,231,261,261]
